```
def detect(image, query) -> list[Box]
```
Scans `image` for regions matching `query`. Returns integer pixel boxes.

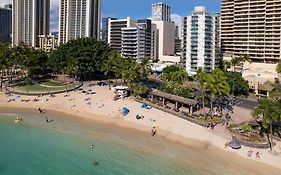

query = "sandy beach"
[0,84,281,174]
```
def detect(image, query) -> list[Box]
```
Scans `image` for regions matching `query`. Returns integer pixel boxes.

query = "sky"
[1,0,221,32]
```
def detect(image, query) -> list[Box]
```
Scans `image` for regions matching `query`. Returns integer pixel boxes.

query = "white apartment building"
[12,0,50,47]
[182,6,216,76]
[152,2,171,22]
[59,0,101,44]
[121,27,146,60]
[108,17,136,52]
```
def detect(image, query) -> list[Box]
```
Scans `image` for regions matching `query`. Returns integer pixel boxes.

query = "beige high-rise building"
[59,0,101,44]
[152,20,176,62]
[221,0,281,63]
[12,0,50,47]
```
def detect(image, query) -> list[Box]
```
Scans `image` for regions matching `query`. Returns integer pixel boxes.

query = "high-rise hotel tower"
[59,0,101,44]
[12,0,50,47]
[152,2,171,22]
[182,6,219,76]
[221,0,281,63]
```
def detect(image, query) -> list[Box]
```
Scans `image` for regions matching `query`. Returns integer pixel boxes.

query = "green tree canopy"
[161,67,188,85]
[253,98,281,150]
[25,50,50,78]
[226,71,249,96]
[206,69,230,97]
[206,69,230,117]
[195,68,208,110]
[49,37,111,80]
[139,58,152,80]
[162,65,179,74]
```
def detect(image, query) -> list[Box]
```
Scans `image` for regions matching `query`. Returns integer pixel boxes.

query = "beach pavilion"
[148,89,200,114]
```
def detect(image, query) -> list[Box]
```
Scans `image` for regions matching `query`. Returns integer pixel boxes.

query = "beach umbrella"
[228,140,241,149]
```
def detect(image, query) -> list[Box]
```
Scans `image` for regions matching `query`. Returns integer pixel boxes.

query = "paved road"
[234,98,259,110]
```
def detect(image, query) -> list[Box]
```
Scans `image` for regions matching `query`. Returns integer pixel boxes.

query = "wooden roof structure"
[258,82,275,92]
[150,90,198,106]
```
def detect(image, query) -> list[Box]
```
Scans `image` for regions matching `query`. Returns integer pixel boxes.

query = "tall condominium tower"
[214,13,222,67]
[152,2,171,22]
[12,0,50,47]
[221,0,281,63]
[182,6,217,76]
[121,27,146,60]
[137,19,153,59]
[101,17,117,43]
[0,5,12,43]
[59,0,101,44]
[108,17,136,52]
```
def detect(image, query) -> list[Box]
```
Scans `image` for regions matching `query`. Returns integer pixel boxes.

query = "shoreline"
[1,105,281,175]
[0,87,281,173]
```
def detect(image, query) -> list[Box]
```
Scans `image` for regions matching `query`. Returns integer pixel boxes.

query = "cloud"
[171,14,183,27]
[0,0,12,6]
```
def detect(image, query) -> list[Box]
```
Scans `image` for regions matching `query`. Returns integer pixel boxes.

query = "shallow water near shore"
[0,112,274,175]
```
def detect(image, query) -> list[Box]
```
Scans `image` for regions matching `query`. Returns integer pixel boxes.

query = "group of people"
[207,121,216,129]
[38,108,53,123]
[38,108,46,114]
[247,149,261,159]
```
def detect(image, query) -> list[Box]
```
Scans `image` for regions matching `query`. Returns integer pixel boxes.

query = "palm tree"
[102,51,116,89]
[195,68,208,112]
[121,57,140,87]
[231,57,241,72]
[161,67,188,85]
[231,54,251,72]
[223,60,231,72]
[139,58,152,80]
[111,52,123,84]
[172,67,188,84]
[206,69,230,117]
[253,99,281,151]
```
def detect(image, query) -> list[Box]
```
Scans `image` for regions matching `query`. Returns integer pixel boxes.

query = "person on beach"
[151,129,157,137]
[93,160,98,166]
[90,145,95,148]
[38,108,43,114]
[247,149,253,157]
[207,122,211,128]
[256,152,260,159]
[211,122,216,129]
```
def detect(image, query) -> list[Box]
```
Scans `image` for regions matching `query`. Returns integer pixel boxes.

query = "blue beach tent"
[141,103,147,109]
[122,107,130,116]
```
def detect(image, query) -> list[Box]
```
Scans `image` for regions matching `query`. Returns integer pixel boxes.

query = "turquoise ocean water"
[0,112,251,175]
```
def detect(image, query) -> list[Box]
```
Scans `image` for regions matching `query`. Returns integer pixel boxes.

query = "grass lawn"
[40,79,65,86]
[13,82,79,93]
[193,116,223,124]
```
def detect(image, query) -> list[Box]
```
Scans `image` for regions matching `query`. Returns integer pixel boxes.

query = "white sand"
[0,84,281,171]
